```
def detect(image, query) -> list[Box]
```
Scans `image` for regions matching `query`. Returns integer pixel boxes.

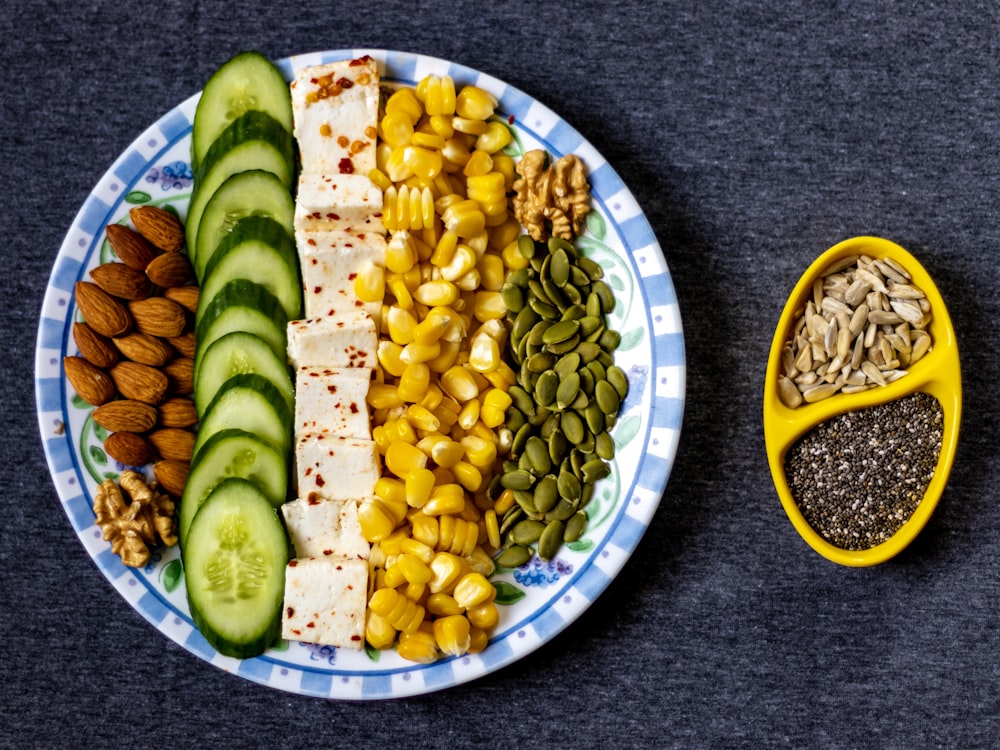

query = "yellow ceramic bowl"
[763,236,961,566]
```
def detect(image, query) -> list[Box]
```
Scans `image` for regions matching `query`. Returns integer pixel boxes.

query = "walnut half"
[512,150,591,242]
[93,470,177,567]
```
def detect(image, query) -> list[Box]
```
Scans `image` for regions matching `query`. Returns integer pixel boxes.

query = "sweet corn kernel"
[419,383,444,412]
[452,116,489,136]
[501,239,531,270]
[395,553,433,585]
[403,145,443,182]
[397,363,430,402]
[368,167,393,191]
[365,610,398,650]
[353,259,386,302]
[430,229,459,266]
[412,131,446,151]
[434,614,472,657]
[453,572,494,609]
[385,87,424,122]
[468,626,489,653]
[404,467,436,508]
[400,341,442,365]
[428,552,467,594]
[385,440,428,476]
[386,305,418,345]
[468,329,500,373]
[359,498,395,543]
[386,232,418,273]
[463,149,493,177]
[466,545,496,577]
[456,85,496,120]
[476,121,512,154]
[379,525,412,557]
[457,399,480,431]
[439,365,479,402]
[494,488,516,515]
[399,537,435,565]
[484,509,501,549]
[410,512,439,548]
[404,581,428,604]
[472,291,506,321]
[368,382,405,410]
[478,253,506,292]
[426,592,464,617]
[452,460,483,492]
[413,279,460,307]
[460,435,498,468]
[380,109,415,148]
[442,200,486,238]
[382,561,407,588]
[397,628,439,663]
[465,600,499,630]
[369,588,426,634]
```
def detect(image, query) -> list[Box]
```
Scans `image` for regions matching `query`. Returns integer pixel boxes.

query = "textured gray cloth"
[3,1,999,747]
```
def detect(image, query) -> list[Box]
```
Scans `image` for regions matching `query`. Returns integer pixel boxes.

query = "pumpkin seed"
[592,280,615,313]
[534,369,558,406]
[584,402,605,434]
[564,510,588,543]
[510,519,546,545]
[533,474,559,513]
[581,459,610,483]
[595,379,621,416]
[525,436,552,475]
[561,409,586,444]
[501,469,535,491]
[595,430,616,460]
[557,469,582,501]
[542,319,580,345]
[606,365,629,400]
[556,371,581,409]
[509,385,535,417]
[598,328,621,352]
[529,295,559,320]
[550,248,571,286]
[561,304,586,321]
[575,341,602,363]
[548,428,568,464]
[546,334,580,355]
[545,497,579,522]
[496,544,533,568]
[517,234,536,260]
[570,264,591,287]
[514,489,537,514]
[527,351,557,373]
[577,255,604,281]
[501,282,525,312]
[538,519,565,560]
[499,505,523,535]
[554,351,581,377]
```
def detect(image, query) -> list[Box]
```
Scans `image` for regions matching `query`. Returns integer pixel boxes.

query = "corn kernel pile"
[355,75,528,663]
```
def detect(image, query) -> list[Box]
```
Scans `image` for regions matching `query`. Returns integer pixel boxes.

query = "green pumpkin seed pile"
[490,235,628,566]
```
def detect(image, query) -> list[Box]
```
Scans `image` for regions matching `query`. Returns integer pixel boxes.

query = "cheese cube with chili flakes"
[294,173,384,235]
[298,228,385,321]
[281,556,367,649]
[282,495,370,560]
[294,365,372,439]
[286,311,377,369]
[294,433,380,502]
[290,55,380,177]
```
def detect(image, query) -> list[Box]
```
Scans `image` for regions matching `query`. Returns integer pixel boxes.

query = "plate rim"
[34,47,686,700]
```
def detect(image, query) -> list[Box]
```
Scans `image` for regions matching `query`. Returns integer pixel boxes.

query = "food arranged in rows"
[65,50,628,662]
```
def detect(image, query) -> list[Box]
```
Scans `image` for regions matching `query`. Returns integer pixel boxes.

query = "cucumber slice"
[191,373,293,459]
[200,215,302,322]
[184,477,288,658]
[194,278,288,373]
[179,428,287,545]
[192,50,293,172]
[193,170,294,282]
[186,111,296,265]
[193,330,293,417]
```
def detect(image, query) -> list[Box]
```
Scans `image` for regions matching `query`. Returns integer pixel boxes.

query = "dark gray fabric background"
[3,0,998,746]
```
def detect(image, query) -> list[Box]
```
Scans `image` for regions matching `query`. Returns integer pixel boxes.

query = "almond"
[158,396,198,428]
[149,427,195,462]
[128,297,186,338]
[75,281,131,338]
[110,361,169,404]
[166,331,197,359]
[163,285,200,314]
[105,223,160,270]
[163,357,194,396]
[92,399,158,433]
[104,431,156,466]
[64,356,116,406]
[113,331,173,367]
[130,205,185,252]
[73,322,119,369]
[146,252,193,287]
[89,262,152,300]
[153,459,189,497]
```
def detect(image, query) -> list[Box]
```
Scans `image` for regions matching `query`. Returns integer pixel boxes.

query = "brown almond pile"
[65,205,198,497]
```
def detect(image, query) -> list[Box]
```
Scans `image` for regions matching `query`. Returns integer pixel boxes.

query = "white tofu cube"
[290,56,380,177]
[295,433,380,500]
[281,556,367,649]
[294,365,372,439]
[294,173,384,235]
[281,496,370,560]
[286,312,377,369]
[298,229,385,321]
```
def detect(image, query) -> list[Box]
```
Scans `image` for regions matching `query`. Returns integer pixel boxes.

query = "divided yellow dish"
[763,236,962,566]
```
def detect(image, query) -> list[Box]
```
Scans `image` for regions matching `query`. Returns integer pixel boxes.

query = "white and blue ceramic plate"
[35,49,685,700]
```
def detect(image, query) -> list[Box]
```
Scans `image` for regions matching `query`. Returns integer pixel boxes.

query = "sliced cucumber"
[193,170,294,282]
[192,50,293,172]
[194,278,288,373]
[193,330,293,417]
[185,111,296,265]
[184,477,288,658]
[200,215,302,322]
[191,373,293,459]
[179,428,288,545]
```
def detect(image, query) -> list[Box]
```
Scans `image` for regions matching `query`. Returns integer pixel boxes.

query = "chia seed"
[784,392,944,550]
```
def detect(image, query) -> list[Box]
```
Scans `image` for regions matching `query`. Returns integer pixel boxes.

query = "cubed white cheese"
[281,556,368,649]
[295,433,380,500]
[281,496,370,560]
[294,173,384,235]
[290,56,379,177]
[294,365,372,439]
[298,229,385,320]
[286,312,377,369]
